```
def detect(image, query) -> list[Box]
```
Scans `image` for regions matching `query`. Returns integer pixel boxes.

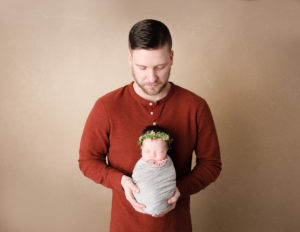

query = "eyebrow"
[135,63,168,68]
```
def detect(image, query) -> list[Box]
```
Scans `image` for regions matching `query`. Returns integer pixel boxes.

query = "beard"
[131,69,171,96]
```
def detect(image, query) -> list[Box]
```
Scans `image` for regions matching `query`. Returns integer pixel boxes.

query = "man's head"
[128,19,174,99]
[129,19,172,51]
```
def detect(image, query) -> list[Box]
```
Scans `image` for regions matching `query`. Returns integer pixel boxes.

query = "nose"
[153,152,162,160]
[149,151,157,159]
[148,69,158,83]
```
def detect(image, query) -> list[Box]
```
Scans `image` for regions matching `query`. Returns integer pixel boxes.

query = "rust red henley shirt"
[79,82,221,232]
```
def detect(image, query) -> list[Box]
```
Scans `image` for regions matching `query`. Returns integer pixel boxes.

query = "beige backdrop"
[1,0,300,231]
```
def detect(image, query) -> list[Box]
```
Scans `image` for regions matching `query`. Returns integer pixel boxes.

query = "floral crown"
[138,130,173,147]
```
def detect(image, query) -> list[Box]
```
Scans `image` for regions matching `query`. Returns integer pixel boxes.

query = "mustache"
[144,81,163,85]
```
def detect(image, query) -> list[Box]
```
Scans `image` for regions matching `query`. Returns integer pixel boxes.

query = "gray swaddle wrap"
[132,155,176,215]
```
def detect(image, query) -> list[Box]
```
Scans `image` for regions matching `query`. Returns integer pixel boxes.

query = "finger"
[152,204,174,217]
[168,195,179,204]
[131,184,140,193]
[134,207,147,214]
[128,181,140,193]
[122,175,140,193]
[168,197,176,204]
[124,185,138,201]
[156,203,175,216]
[125,191,137,204]
[125,191,146,209]
[132,200,146,209]
[168,188,180,204]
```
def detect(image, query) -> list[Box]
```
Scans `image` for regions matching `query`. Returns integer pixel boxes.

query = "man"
[79,19,221,232]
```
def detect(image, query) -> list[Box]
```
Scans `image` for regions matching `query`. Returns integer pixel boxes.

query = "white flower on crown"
[150,130,155,136]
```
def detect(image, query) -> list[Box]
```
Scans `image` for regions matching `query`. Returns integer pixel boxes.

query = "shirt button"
[150,112,154,115]
[153,122,157,126]
[149,102,153,106]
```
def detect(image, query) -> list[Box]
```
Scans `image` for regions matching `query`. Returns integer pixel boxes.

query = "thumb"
[168,188,180,204]
[168,196,176,204]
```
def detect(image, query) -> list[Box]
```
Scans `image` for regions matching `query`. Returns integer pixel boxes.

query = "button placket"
[144,101,163,126]
[148,102,156,125]
[148,102,155,118]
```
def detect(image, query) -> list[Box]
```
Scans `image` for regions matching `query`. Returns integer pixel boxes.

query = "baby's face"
[141,138,168,162]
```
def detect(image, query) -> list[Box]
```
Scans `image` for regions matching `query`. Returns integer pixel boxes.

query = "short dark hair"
[141,125,170,135]
[129,19,172,50]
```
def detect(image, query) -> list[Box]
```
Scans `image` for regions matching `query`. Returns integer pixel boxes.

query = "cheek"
[142,153,153,161]
[158,153,166,159]
[158,68,170,77]
[142,151,151,158]
[133,68,146,78]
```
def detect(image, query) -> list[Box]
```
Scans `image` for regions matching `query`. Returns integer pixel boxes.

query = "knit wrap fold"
[132,156,176,215]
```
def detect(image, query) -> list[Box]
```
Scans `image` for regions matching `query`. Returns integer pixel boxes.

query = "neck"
[133,82,171,102]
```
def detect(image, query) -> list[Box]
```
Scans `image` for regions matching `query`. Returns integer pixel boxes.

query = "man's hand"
[152,187,181,217]
[121,175,146,214]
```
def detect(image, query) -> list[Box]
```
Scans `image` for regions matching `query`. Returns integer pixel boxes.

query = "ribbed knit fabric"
[79,82,221,232]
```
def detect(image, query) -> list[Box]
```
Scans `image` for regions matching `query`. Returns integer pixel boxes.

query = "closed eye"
[156,65,166,70]
[136,65,146,70]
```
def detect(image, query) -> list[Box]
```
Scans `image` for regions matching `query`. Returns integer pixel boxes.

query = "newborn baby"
[132,125,176,216]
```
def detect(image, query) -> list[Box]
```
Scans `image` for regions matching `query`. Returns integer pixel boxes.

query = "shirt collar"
[128,81,175,106]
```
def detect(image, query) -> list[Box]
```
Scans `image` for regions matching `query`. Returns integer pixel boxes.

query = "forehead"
[142,138,168,148]
[131,45,171,66]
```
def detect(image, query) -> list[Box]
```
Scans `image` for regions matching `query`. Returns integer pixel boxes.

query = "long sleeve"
[78,83,221,232]
[78,99,124,192]
[177,101,222,197]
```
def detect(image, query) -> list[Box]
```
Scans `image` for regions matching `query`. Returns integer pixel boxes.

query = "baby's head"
[138,125,173,162]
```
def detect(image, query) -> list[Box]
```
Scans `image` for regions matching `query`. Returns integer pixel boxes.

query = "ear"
[128,50,133,66]
[170,50,174,65]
